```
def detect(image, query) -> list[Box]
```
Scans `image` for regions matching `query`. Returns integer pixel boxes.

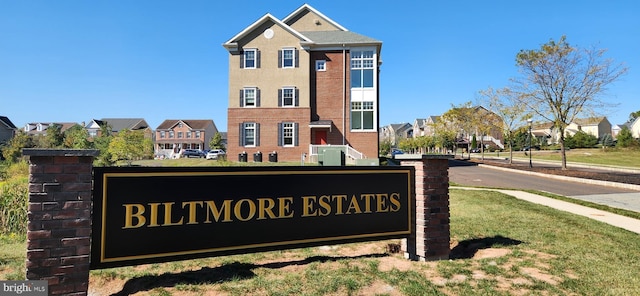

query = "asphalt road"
[448,160,639,196]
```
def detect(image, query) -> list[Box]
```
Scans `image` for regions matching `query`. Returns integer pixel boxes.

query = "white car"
[206,149,226,160]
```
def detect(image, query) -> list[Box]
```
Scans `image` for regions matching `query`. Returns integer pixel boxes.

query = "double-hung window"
[160,131,165,138]
[240,122,260,147]
[279,48,298,68]
[351,101,375,130]
[351,50,375,88]
[241,49,259,69]
[278,122,298,147]
[169,131,175,138]
[279,87,298,107]
[240,87,259,107]
[177,132,183,138]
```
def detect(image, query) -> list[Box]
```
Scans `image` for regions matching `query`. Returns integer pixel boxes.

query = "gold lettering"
[318,195,332,216]
[123,204,145,229]
[162,202,183,226]
[360,194,375,213]
[234,199,256,221]
[182,201,203,224]
[376,193,389,213]
[205,200,232,222]
[389,193,401,212]
[301,196,317,217]
[258,198,276,220]
[332,195,348,215]
[278,197,295,218]
[346,194,363,214]
[148,203,160,227]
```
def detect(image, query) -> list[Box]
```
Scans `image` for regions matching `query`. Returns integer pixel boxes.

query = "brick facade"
[23,149,98,296]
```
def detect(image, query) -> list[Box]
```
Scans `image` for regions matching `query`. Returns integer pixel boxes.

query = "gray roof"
[301,31,381,46]
[98,118,149,132]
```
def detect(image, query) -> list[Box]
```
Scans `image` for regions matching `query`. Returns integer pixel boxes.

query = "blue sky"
[2,1,639,132]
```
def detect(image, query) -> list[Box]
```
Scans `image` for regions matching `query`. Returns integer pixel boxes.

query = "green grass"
[5,189,640,294]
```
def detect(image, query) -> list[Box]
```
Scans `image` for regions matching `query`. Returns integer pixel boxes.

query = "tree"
[480,87,530,164]
[94,124,114,166]
[513,36,627,169]
[629,110,640,122]
[600,133,614,148]
[63,125,92,149]
[1,131,34,163]
[616,126,637,148]
[108,129,152,166]
[42,123,64,148]
[209,132,226,151]
[379,139,392,156]
[439,102,478,158]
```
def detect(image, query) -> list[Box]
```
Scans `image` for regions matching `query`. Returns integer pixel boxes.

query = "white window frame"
[351,50,375,88]
[243,87,257,107]
[351,101,376,131]
[243,122,257,147]
[169,131,175,138]
[281,87,295,107]
[160,131,165,138]
[282,122,295,147]
[282,48,295,68]
[316,60,326,71]
[244,49,257,69]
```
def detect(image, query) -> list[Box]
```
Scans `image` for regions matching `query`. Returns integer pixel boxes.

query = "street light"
[527,119,533,168]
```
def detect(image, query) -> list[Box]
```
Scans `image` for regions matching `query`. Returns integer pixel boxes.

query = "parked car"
[391,148,404,156]
[206,149,226,160]
[470,148,481,153]
[182,149,205,158]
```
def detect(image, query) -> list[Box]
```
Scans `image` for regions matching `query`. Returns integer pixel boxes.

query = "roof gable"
[157,119,215,130]
[99,118,149,132]
[283,4,347,32]
[223,13,311,51]
[0,116,16,129]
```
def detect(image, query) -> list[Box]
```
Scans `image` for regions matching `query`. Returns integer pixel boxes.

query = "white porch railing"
[309,145,364,160]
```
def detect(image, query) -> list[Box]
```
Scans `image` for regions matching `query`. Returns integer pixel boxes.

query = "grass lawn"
[3,189,639,295]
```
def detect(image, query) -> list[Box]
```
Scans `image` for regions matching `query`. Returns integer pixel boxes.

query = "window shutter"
[278,50,282,68]
[295,88,299,106]
[277,123,283,146]
[240,51,244,69]
[256,50,261,68]
[294,123,299,146]
[239,89,244,107]
[256,88,261,107]
[294,49,299,68]
[255,123,260,146]
[278,89,282,107]
[239,123,245,146]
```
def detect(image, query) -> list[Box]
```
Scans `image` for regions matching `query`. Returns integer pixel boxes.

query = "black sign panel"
[91,166,413,269]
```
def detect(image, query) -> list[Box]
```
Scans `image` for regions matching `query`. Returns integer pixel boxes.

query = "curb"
[477,163,640,191]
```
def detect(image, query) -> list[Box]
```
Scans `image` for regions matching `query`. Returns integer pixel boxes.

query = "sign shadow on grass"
[110,253,388,295]
[449,235,523,259]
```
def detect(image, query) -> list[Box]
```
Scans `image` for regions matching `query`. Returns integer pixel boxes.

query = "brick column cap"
[394,154,454,161]
[22,148,100,157]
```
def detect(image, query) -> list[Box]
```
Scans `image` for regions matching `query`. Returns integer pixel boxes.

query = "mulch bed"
[467,158,640,186]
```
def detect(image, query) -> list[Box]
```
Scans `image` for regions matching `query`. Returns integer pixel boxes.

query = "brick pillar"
[23,149,99,296]
[397,154,452,261]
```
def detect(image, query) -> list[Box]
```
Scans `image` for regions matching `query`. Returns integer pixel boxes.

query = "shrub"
[0,176,28,235]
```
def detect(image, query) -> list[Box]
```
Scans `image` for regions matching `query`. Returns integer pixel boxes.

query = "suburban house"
[23,122,79,135]
[532,117,613,145]
[223,4,382,163]
[379,123,412,146]
[85,118,151,137]
[154,119,218,158]
[412,116,440,138]
[0,116,16,144]
[621,117,640,139]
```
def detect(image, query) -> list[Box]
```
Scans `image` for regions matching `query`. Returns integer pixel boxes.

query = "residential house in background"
[155,119,218,158]
[85,118,151,137]
[223,4,382,162]
[566,117,612,139]
[0,116,16,144]
[380,123,412,146]
[621,117,640,139]
[23,122,79,136]
[412,116,440,138]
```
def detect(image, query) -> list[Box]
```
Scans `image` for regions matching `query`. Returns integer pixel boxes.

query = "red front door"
[315,131,327,145]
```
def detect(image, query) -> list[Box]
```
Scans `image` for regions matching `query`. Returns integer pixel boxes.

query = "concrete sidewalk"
[453,187,640,235]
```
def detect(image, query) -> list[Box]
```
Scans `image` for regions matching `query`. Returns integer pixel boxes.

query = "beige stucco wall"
[285,10,342,32]
[228,21,310,109]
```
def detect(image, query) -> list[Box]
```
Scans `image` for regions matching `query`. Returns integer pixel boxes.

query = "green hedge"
[0,175,28,236]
